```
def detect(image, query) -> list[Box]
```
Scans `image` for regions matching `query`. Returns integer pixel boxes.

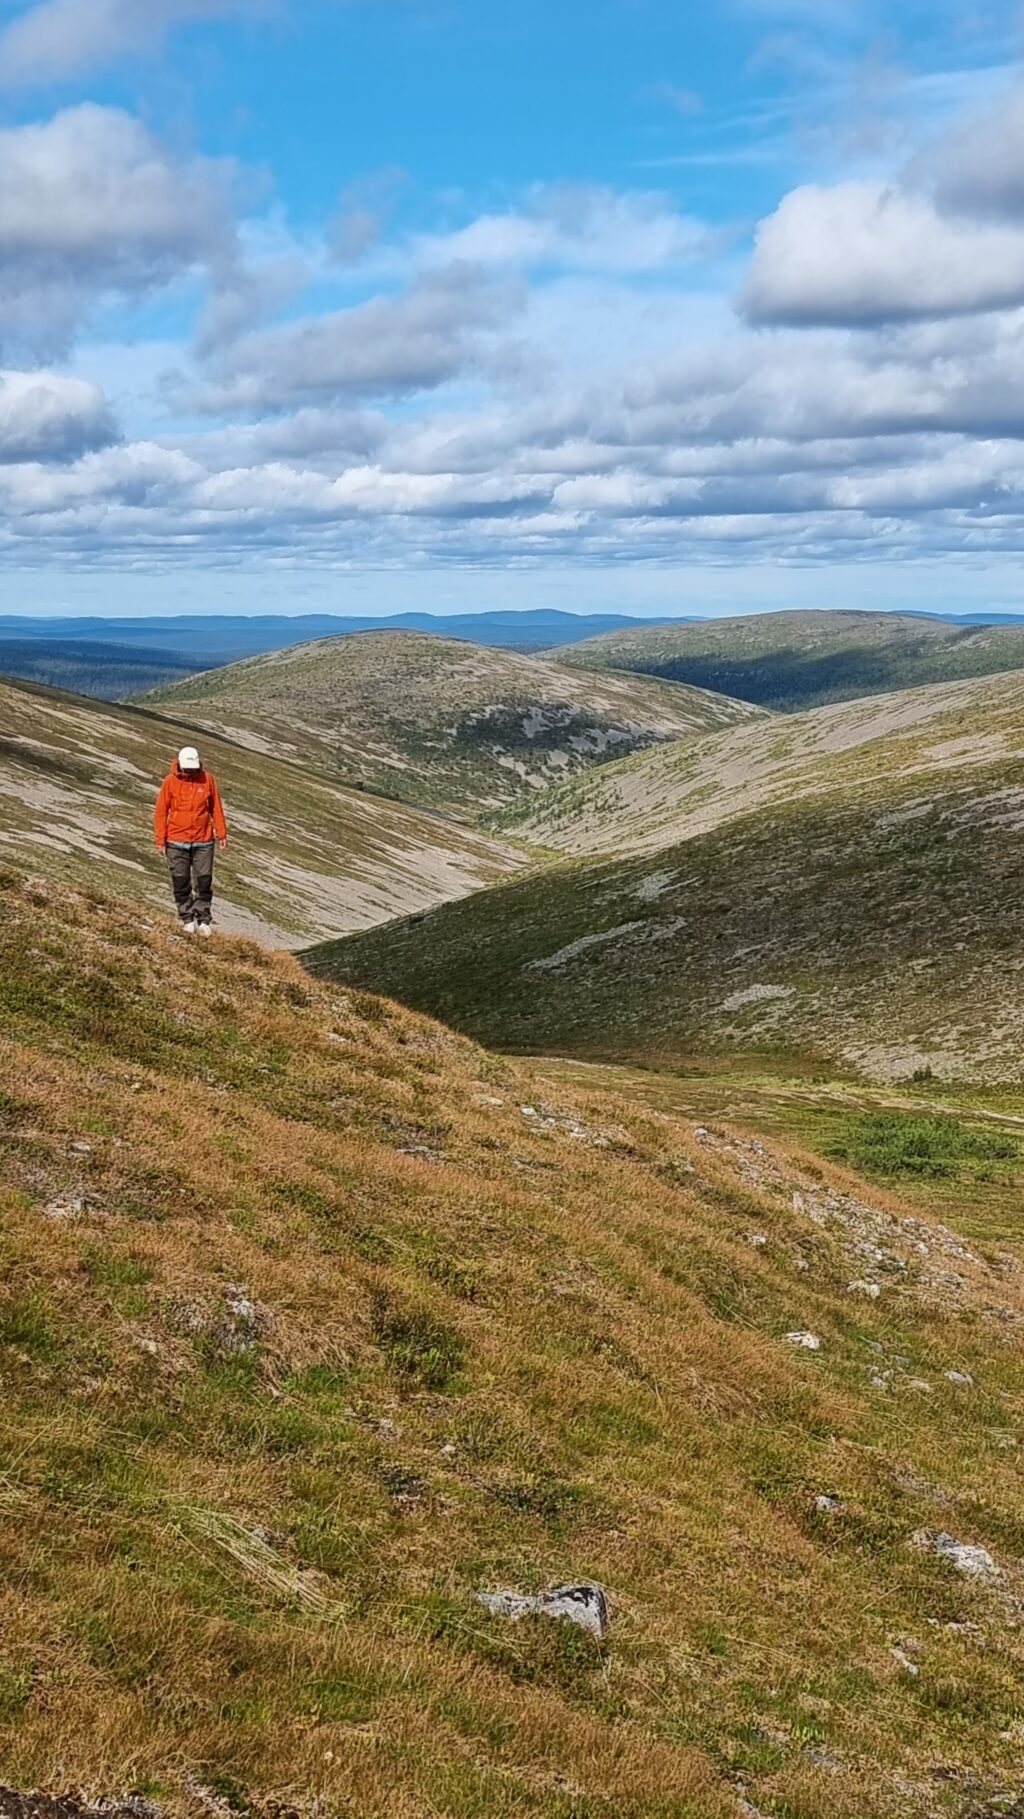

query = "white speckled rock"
[912,1530,1000,1581]
[476,1582,609,1639]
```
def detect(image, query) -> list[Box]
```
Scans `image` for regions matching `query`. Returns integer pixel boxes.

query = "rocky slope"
[2,874,1024,1818]
[0,676,518,947]
[138,630,763,820]
[552,608,1024,712]
[497,668,1024,857]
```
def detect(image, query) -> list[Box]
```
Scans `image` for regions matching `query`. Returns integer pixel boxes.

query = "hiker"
[153,746,228,936]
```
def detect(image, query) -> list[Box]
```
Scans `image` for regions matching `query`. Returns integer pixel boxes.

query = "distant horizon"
[3,603,1023,627]
[4,3,1024,613]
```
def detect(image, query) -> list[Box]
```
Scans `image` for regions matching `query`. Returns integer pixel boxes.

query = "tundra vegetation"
[140,631,762,820]
[5,628,1024,1819]
[2,875,1024,1819]
[552,609,1024,712]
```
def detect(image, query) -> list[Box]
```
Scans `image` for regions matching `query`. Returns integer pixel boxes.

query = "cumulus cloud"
[918,81,1024,223]
[0,0,260,86]
[0,370,116,461]
[405,184,714,275]
[200,264,521,412]
[742,180,1024,325]
[0,104,238,356]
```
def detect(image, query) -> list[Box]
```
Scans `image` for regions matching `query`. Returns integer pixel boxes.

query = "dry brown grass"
[0,872,1023,1817]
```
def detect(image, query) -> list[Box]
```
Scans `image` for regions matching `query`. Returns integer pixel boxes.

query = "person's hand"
[218,837,228,852]
[156,842,166,854]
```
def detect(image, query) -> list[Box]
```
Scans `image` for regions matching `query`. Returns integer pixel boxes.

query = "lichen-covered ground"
[2,876,1024,1818]
[139,630,763,820]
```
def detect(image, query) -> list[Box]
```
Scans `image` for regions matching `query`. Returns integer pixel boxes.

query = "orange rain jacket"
[154,764,228,847]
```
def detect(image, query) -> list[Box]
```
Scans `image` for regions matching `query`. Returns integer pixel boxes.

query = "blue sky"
[3,0,1024,617]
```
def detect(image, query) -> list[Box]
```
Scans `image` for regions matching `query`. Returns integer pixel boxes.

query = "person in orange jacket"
[153,746,229,936]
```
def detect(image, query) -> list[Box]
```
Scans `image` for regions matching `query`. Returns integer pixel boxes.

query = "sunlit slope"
[310,746,1024,1083]
[500,668,1024,856]
[552,608,1024,711]
[2,874,1024,1818]
[0,675,518,946]
[138,630,764,819]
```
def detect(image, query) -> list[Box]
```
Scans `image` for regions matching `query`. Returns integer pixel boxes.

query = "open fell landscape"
[554,611,1024,714]
[6,618,1024,1819]
[313,661,1024,1085]
[495,666,1024,857]
[0,675,519,948]
[138,631,762,821]
[3,875,1024,1819]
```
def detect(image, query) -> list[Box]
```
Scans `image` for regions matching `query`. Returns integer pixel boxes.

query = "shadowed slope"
[138,630,764,820]
[2,875,1024,1816]
[552,609,1024,712]
[310,722,1024,1083]
[0,675,519,947]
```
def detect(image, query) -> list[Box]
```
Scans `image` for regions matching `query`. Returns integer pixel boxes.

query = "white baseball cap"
[177,746,201,770]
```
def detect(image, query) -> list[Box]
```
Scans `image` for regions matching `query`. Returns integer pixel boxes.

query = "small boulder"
[945,1369,974,1386]
[476,1582,608,1639]
[847,1279,881,1299]
[785,1330,822,1350]
[912,1529,1000,1581]
[815,1493,846,1515]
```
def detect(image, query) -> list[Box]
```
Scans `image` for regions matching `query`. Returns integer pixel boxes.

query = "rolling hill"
[0,675,518,948]
[309,668,1024,1084]
[137,631,763,820]
[498,668,1024,856]
[552,609,1024,712]
[2,871,1024,1819]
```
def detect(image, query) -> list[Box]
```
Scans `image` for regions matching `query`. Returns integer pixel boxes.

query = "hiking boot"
[181,920,197,935]
[198,924,213,939]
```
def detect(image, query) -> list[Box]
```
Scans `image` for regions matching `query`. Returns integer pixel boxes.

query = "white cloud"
[742,180,1024,325]
[404,184,715,275]
[200,264,522,411]
[0,0,260,86]
[0,105,238,356]
[0,369,116,461]
[918,81,1024,223]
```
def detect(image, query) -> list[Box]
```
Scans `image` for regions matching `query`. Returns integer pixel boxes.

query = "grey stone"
[912,1529,1001,1581]
[477,1581,608,1639]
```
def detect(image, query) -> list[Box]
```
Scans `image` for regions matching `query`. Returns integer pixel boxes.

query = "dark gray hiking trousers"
[166,841,215,924]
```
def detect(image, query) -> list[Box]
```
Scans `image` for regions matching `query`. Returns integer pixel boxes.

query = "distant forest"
[0,639,213,701]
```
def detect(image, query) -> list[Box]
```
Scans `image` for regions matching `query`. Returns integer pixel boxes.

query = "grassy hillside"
[3,874,1024,1818]
[309,718,1024,1083]
[498,669,1024,857]
[138,631,763,820]
[0,676,518,948]
[552,610,1024,712]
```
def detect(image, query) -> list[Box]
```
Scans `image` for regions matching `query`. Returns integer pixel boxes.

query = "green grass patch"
[834,1111,1019,1180]
[371,1293,466,1391]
